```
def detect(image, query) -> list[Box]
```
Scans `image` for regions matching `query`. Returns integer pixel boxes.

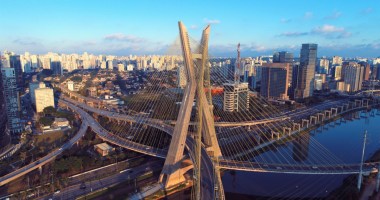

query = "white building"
[223,82,249,112]
[117,63,125,72]
[67,81,75,91]
[35,87,54,113]
[29,82,46,105]
[126,64,134,71]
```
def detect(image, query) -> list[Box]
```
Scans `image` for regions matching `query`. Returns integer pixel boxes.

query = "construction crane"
[235,43,241,84]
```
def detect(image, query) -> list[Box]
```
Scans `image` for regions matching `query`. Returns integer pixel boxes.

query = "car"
[80,182,86,189]
[312,166,318,169]
[276,166,282,170]
[54,190,60,194]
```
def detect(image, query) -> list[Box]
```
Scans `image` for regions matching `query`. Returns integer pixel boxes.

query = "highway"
[60,99,216,199]
[39,160,163,200]
[0,121,88,186]
[219,160,378,175]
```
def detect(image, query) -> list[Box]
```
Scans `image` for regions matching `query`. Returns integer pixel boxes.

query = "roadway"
[0,121,88,187]
[60,99,216,200]
[40,160,163,200]
[219,160,378,175]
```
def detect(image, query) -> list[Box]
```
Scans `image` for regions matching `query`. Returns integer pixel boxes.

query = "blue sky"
[1,0,379,57]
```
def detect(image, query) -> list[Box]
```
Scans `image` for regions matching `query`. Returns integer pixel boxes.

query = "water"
[222,110,380,198]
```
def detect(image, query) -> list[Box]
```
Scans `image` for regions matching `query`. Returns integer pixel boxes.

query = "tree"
[20,151,27,163]
[43,106,57,116]
[39,117,54,126]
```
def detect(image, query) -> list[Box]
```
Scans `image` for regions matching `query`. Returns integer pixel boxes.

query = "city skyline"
[1,0,379,57]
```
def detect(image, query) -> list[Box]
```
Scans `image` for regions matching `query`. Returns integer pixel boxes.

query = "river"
[223,109,380,199]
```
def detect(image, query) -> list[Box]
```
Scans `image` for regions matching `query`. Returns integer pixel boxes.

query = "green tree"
[39,117,54,126]
[43,106,57,116]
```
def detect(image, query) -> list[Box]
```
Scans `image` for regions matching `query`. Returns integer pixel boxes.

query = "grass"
[35,130,65,146]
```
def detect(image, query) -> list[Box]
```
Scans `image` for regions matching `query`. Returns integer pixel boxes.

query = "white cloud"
[104,33,145,43]
[278,31,308,37]
[203,18,220,24]
[312,24,345,33]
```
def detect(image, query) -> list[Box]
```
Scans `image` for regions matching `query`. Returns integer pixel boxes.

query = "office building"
[0,69,7,143]
[1,68,23,135]
[294,44,318,99]
[9,55,24,90]
[359,62,370,81]
[29,81,45,105]
[314,74,326,91]
[332,65,342,80]
[51,61,62,75]
[35,87,54,113]
[342,62,364,92]
[318,58,329,74]
[223,82,249,112]
[273,51,293,63]
[260,63,290,100]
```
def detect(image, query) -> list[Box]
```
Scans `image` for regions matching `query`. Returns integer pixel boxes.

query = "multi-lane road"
[0,122,88,187]
[40,160,163,200]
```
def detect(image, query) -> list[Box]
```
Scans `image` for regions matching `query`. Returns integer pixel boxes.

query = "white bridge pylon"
[159,21,222,190]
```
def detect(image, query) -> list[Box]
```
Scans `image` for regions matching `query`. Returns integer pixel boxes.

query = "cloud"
[324,11,342,20]
[104,33,145,43]
[13,39,38,46]
[279,24,351,39]
[278,32,309,37]
[304,12,313,19]
[190,25,198,30]
[311,24,351,39]
[83,41,97,46]
[312,24,344,33]
[280,18,291,23]
[361,7,373,15]
[203,18,220,24]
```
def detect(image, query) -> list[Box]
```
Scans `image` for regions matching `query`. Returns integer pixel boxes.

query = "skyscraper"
[273,51,294,98]
[51,61,62,75]
[1,68,23,137]
[9,55,24,90]
[0,65,8,144]
[294,43,318,99]
[260,63,290,100]
[342,62,364,92]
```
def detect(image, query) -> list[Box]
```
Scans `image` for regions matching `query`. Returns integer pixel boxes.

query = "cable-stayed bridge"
[2,21,380,200]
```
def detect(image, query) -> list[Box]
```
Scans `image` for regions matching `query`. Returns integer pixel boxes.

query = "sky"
[1,0,380,57]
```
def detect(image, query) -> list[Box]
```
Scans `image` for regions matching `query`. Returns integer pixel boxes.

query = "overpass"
[0,121,88,186]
